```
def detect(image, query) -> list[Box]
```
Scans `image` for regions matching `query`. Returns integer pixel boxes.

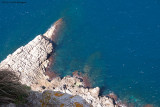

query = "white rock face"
[0,19,117,107]
[0,34,52,86]
[0,35,53,87]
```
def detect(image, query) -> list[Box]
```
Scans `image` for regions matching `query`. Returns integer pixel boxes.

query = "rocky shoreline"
[0,19,121,107]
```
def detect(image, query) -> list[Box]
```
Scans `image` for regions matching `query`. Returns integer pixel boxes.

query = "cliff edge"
[0,19,117,107]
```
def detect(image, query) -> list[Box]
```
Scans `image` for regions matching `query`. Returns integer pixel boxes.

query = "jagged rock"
[0,19,117,107]
[89,87,100,97]
[27,90,91,107]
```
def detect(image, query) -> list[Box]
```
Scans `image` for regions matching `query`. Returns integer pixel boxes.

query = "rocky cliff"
[0,19,118,107]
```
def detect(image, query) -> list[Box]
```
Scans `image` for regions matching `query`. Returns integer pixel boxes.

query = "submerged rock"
[107,92,118,101]
[143,104,154,107]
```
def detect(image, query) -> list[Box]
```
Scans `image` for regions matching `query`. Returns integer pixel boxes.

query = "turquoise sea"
[1,0,160,106]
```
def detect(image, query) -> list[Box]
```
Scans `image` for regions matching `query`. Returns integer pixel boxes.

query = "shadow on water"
[99,86,107,96]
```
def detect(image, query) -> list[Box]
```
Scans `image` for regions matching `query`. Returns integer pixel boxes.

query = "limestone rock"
[0,19,118,107]
[27,90,91,107]
[0,35,51,87]
[44,18,64,43]
[89,87,100,97]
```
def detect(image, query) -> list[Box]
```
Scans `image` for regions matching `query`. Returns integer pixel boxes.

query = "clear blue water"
[1,0,160,106]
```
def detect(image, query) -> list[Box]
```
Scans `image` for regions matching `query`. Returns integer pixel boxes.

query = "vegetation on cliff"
[0,70,30,104]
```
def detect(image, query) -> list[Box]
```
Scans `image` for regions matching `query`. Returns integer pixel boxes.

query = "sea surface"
[0,0,160,106]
